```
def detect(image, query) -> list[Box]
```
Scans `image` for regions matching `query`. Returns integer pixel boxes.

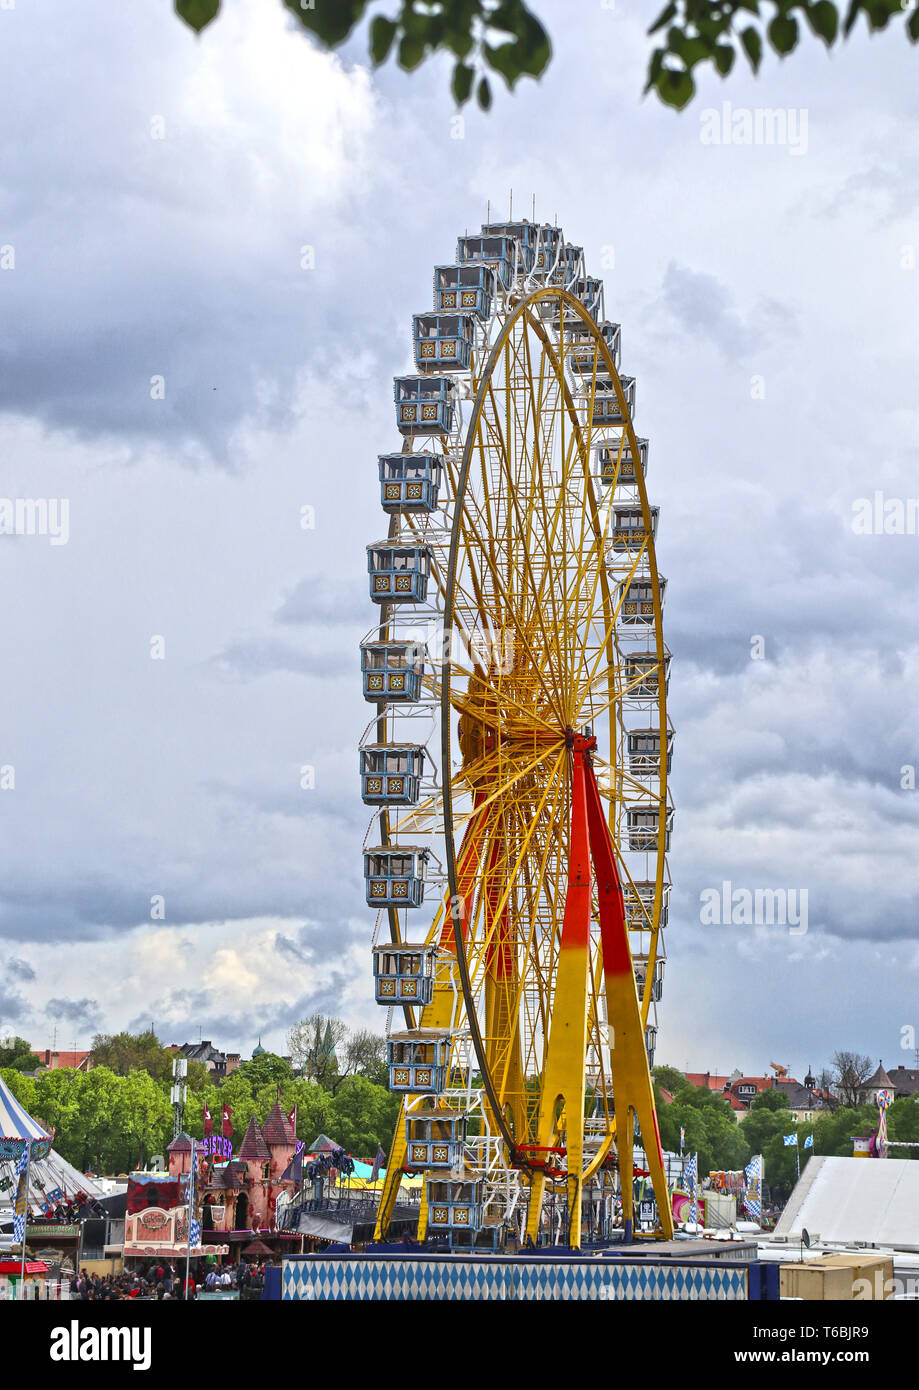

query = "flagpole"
[18,1139,32,1302]
[185,1137,195,1300]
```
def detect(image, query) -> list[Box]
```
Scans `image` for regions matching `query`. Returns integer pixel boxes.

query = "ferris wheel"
[359,213,673,1250]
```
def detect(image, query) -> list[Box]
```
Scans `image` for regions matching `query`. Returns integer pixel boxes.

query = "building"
[676,1066,833,1121]
[202,1103,298,1239]
[856,1061,895,1107]
[886,1065,919,1099]
[172,1041,241,1080]
[34,1049,92,1072]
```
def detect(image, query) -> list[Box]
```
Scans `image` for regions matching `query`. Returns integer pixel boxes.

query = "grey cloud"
[46,997,103,1030]
[6,958,36,982]
[277,576,369,626]
[659,262,798,361]
[213,637,355,681]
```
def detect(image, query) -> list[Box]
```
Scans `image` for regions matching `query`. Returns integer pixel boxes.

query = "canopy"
[241,1238,273,1257]
[0,1260,49,1276]
[0,1074,50,1148]
[307,1134,339,1153]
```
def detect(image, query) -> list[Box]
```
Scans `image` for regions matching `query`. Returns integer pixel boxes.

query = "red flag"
[287,1105,297,1135]
[203,1103,213,1136]
[221,1103,233,1138]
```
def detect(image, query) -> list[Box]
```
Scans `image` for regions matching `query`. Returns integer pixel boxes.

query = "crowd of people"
[71,1260,270,1300]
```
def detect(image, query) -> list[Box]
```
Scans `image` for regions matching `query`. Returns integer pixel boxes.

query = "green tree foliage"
[90,1030,174,1083]
[0,1036,41,1072]
[647,0,919,108]
[236,1051,295,1089]
[2,1052,401,1174]
[327,1075,402,1156]
[174,0,919,111]
[656,1081,749,1175]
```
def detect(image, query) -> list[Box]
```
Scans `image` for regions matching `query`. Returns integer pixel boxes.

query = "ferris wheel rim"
[437,284,669,1169]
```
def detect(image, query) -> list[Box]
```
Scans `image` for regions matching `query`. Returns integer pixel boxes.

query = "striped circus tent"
[0,1074,51,1162]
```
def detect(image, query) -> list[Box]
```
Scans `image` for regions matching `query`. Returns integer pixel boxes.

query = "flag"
[680,1127,685,1145]
[287,1105,297,1135]
[371,1145,386,1182]
[187,1139,200,1248]
[203,1103,213,1136]
[13,1144,30,1245]
[804,1134,813,1149]
[743,1154,763,1220]
[684,1152,698,1224]
[221,1102,233,1138]
[783,1134,798,1146]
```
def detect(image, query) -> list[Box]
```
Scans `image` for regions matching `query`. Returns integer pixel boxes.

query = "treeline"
[0,1031,400,1176]
[654,1065,919,1199]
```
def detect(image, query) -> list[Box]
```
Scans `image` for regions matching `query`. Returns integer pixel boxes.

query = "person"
[235,1260,249,1293]
[220,1266,233,1289]
[183,1272,197,1300]
[205,1267,218,1292]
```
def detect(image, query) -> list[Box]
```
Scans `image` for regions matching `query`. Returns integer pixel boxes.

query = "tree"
[653,1065,691,1098]
[830,1051,875,1107]
[342,1029,388,1089]
[236,1051,294,1089]
[174,0,919,112]
[328,1075,402,1155]
[287,1016,347,1088]
[287,1015,387,1093]
[90,1030,175,1083]
[0,1036,40,1072]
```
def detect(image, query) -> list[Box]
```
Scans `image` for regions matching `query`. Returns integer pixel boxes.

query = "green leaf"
[842,0,861,35]
[807,0,840,43]
[670,33,713,65]
[175,0,220,32]
[648,2,678,35]
[714,43,735,74]
[286,0,367,46]
[655,67,696,109]
[515,13,551,75]
[484,40,522,86]
[865,0,895,29]
[477,75,493,110]
[398,32,427,70]
[452,60,475,104]
[768,12,800,52]
[740,24,763,69]
[370,15,397,65]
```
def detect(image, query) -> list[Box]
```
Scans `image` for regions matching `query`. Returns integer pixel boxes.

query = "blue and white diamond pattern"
[281,1256,748,1302]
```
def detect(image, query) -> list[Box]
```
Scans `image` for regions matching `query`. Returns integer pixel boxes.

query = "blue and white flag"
[803,1134,814,1149]
[684,1152,698,1224]
[743,1153,763,1220]
[783,1133,798,1146]
[12,1143,30,1245]
[187,1139,199,1248]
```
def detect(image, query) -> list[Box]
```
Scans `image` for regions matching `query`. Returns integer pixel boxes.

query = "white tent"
[775,1155,919,1251]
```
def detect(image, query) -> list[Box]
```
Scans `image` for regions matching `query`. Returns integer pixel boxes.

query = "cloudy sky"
[1,0,917,1082]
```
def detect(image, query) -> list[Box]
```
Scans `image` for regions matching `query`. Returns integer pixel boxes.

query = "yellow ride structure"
[360,217,673,1250]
